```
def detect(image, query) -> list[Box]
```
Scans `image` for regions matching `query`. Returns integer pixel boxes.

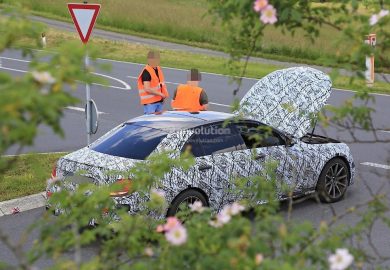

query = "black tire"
[316,158,350,203]
[167,189,208,217]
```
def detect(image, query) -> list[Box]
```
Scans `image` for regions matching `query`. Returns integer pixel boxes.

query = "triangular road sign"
[68,3,100,44]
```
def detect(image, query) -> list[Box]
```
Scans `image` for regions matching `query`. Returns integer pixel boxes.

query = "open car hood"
[236,67,332,138]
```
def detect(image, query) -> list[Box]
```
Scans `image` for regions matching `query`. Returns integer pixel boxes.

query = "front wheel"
[167,189,208,217]
[316,158,350,203]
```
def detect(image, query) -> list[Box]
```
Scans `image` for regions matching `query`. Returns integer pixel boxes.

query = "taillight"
[46,191,53,198]
[110,179,132,197]
[51,164,57,179]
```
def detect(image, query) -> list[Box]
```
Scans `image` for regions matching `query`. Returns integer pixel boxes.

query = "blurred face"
[148,57,160,67]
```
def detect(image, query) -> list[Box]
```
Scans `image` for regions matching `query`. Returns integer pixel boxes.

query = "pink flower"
[156,224,165,233]
[260,4,278,24]
[370,14,379,25]
[379,9,389,18]
[218,208,232,224]
[209,202,245,228]
[189,201,205,213]
[229,202,245,215]
[253,0,268,12]
[157,216,183,233]
[164,217,181,231]
[209,219,223,228]
[165,224,187,246]
[255,253,264,265]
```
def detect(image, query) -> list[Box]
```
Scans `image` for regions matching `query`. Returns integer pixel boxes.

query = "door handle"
[254,153,266,160]
[198,164,212,171]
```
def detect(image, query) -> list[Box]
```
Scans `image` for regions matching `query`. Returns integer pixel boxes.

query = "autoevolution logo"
[192,126,231,135]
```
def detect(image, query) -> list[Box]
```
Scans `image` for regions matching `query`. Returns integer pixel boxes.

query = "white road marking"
[378,130,390,134]
[3,55,390,97]
[2,151,67,158]
[0,63,130,90]
[66,106,107,114]
[92,72,131,90]
[209,102,232,108]
[0,56,30,63]
[361,162,390,170]
[0,66,27,73]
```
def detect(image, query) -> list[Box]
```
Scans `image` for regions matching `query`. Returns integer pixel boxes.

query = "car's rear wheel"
[316,158,350,203]
[167,189,208,217]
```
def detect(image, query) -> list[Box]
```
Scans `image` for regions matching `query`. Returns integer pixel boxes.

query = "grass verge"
[0,153,65,201]
[14,28,389,95]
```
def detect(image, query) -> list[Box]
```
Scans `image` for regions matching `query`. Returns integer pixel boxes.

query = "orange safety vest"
[171,84,206,112]
[137,65,169,105]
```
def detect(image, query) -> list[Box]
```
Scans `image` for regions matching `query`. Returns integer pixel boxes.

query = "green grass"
[3,0,390,73]
[0,153,65,201]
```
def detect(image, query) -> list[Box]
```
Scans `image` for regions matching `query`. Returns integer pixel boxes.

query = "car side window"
[181,134,205,157]
[193,123,246,156]
[235,122,285,148]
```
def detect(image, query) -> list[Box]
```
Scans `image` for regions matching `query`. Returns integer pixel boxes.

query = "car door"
[234,121,303,200]
[182,122,248,211]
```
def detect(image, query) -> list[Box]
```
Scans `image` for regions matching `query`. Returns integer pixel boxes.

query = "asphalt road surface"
[0,48,389,268]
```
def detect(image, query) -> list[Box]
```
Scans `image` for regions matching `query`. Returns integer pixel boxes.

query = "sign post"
[365,33,376,87]
[67,2,101,145]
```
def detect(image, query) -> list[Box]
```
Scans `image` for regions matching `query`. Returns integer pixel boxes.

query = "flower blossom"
[32,71,55,85]
[209,202,245,228]
[164,217,181,231]
[370,9,389,25]
[328,248,354,270]
[189,201,205,213]
[156,216,188,246]
[379,9,389,18]
[165,224,188,246]
[260,4,278,25]
[253,0,268,12]
[144,247,154,257]
[229,202,245,215]
[370,14,379,25]
[255,253,264,265]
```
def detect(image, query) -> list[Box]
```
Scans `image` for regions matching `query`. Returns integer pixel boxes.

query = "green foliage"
[207,0,390,83]
[0,2,389,270]
[18,154,387,269]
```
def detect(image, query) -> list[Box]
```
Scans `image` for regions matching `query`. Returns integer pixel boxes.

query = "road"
[0,48,389,268]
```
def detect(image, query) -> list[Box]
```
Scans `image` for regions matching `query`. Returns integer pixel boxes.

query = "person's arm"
[142,70,165,98]
[144,81,165,97]
[199,90,209,110]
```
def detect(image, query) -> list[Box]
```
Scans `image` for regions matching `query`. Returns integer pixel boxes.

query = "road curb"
[0,192,46,217]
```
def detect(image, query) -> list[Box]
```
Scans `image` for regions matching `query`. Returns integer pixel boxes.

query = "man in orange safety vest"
[171,69,208,112]
[137,51,169,114]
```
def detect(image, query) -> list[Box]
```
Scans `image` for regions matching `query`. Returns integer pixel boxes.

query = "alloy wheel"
[324,162,348,199]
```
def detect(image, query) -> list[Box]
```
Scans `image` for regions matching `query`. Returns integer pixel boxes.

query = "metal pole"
[85,52,91,145]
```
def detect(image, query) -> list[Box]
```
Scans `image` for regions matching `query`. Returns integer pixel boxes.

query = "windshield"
[91,124,167,160]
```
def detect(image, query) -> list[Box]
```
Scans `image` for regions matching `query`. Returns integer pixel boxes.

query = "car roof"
[126,111,234,131]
